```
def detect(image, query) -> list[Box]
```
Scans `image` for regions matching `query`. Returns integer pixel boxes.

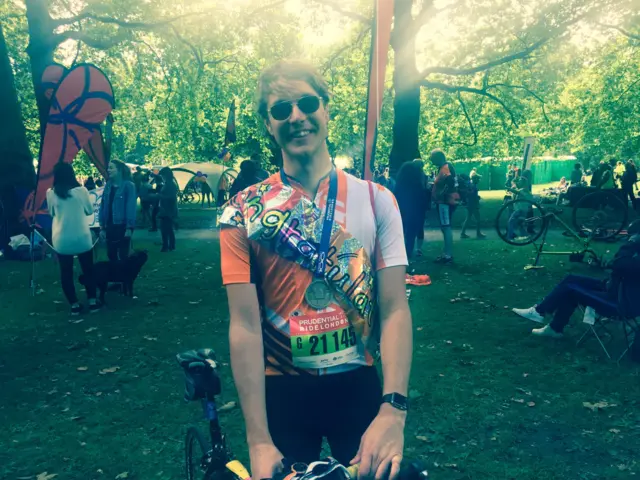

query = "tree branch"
[52,9,215,29]
[421,37,549,78]
[421,79,519,127]
[55,29,131,50]
[596,22,640,41]
[614,77,640,102]
[451,92,478,147]
[309,0,370,24]
[487,82,549,122]
[322,24,372,74]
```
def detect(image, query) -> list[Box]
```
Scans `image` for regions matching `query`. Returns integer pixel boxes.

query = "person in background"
[460,171,486,239]
[394,160,428,260]
[84,176,96,191]
[507,169,534,240]
[570,163,584,185]
[47,163,100,316]
[614,160,625,188]
[512,219,640,338]
[622,160,638,210]
[201,177,214,208]
[149,172,163,232]
[99,159,137,262]
[252,153,270,181]
[505,164,516,189]
[132,166,145,197]
[229,159,263,198]
[430,149,459,264]
[150,167,178,252]
[216,174,227,207]
[413,159,430,256]
[95,177,104,188]
[138,174,152,227]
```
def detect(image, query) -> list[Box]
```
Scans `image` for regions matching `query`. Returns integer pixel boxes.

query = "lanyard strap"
[280,168,338,278]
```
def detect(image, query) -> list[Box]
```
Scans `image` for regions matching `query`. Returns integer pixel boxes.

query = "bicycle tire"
[572,191,628,241]
[495,199,547,246]
[186,426,211,480]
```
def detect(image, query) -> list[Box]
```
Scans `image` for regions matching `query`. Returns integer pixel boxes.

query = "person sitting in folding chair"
[512,219,640,338]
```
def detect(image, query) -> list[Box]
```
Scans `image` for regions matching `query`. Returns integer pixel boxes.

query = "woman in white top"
[46,163,100,315]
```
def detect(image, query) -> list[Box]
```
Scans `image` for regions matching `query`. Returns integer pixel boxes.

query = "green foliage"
[2,0,639,174]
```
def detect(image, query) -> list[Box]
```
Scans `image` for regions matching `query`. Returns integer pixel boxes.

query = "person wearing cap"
[460,170,486,239]
[512,219,640,338]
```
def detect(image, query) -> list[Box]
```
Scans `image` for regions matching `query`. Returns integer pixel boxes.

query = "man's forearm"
[379,306,413,396]
[229,321,272,446]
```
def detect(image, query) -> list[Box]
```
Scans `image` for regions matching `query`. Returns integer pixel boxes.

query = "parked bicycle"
[177,349,429,480]
[495,190,628,269]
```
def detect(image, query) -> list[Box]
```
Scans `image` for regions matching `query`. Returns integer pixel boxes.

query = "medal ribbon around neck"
[280,168,338,281]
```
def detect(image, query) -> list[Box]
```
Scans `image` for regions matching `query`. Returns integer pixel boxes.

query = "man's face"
[264,79,329,161]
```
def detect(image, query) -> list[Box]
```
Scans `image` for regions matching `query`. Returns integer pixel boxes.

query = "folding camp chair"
[576,280,639,363]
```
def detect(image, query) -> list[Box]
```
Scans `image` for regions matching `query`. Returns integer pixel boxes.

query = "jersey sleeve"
[220,226,252,285]
[372,185,408,270]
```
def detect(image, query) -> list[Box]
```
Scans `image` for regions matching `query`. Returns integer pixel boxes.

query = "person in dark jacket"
[149,167,178,252]
[394,160,428,259]
[99,159,137,262]
[229,160,263,198]
[512,219,640,338]
[621,160,638,210]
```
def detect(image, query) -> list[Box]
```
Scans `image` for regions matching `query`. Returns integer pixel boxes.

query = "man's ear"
[264,118,274,137]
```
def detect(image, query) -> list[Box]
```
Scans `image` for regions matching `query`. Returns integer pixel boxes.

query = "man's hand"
[124,229,133,238]
[351,406,406,480]
[99,230,106,242]
[249,443,283,480]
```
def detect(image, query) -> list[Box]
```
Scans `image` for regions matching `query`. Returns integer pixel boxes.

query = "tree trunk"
[25,0,57,133]
[389,0,421,177]
[0,24,35,242]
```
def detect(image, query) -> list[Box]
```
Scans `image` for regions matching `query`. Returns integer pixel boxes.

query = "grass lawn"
[1,232,639,480]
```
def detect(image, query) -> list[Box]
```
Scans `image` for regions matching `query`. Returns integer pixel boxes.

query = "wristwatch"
[382,392,409,411]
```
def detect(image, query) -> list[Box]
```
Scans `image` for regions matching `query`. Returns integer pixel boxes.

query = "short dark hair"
[575,163,582,170]
[256,60,330,120]
[430,149,446,165]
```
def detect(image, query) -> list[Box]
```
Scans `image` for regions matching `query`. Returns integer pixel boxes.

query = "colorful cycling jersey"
[219,169,407,376]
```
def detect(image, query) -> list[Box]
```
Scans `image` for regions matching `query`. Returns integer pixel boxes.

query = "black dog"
[80,251,148,303]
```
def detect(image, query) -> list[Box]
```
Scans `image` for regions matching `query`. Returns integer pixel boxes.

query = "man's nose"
[288,103,306,122]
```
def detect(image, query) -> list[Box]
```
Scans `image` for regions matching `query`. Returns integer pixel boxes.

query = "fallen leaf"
[110,336,120,340]
[583,401,618,411]
[53,300,64,304]
[70,416,84,421]
[415,435,430,442]
[503,306,509,309]
[416,327,423,331]
[95,392,103,396]
[189,300,202,305]
[36,472,57,480]
[144,336,158,341]
[609,429,621,434]
[85,327,98,333]
[527,402,536,407]
[99,366,120,375]
[115,473,129,479]
[218,401,236,412]
[77,366,89,371]
[523,373,530,377]
[511,398,525,404]
[516,388,532,396]
[69,319,84,324]
[444,464,458,469]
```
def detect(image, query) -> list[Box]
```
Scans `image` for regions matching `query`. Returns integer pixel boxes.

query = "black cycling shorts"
[265,366,382,466]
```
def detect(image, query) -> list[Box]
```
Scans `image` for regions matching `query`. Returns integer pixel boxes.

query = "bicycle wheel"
[572,191,628,241]
[495,199,547,246]
[186,427,211,480]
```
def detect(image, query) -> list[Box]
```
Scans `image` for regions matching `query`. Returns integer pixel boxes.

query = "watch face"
[384,393,408,411]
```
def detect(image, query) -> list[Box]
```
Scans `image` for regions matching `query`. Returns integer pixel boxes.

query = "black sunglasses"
[269,95,322,121]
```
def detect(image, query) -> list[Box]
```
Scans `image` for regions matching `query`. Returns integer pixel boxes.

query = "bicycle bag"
[177,349,222,401]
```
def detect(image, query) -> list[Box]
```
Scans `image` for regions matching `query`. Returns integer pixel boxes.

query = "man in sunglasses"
[219,61,413,480]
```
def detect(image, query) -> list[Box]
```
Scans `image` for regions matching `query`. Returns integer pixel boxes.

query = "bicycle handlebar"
[265,458,428,480]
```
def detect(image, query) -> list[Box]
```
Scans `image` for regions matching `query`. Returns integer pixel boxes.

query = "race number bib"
[289,309,359,369]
